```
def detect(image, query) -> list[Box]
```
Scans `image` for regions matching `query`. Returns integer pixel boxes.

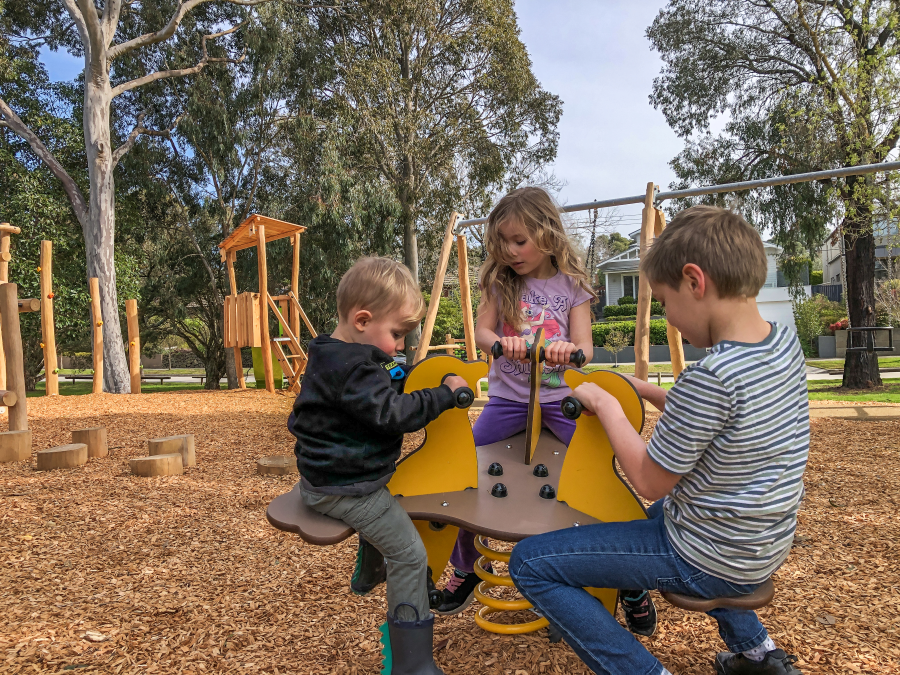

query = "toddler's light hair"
[337,257,425,328]
[640,206,768,298]
[480,186,595,332]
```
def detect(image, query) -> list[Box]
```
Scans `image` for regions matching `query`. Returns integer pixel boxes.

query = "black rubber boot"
[350,534,386,596]
[381,603,444,675]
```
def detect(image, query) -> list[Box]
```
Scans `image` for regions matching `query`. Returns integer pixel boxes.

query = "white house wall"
[606,273,623,306]
[756,286,807,332]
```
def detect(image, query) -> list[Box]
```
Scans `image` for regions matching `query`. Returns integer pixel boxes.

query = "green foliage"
[810,270,824,285]
[792,293,825,357]
[602,329,630,366]
[592,320,669,347]
[603,302,663,318]
[422,286,479,346]
[596,232,632,260]
[617,296,636,306]
[649,0,900,376]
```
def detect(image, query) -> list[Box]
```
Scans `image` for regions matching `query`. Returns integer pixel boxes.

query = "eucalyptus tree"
[308,0,561,349]
[0,0,273,392]
[648,0,900,387]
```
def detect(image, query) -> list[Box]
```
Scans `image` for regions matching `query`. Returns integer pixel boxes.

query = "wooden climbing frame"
[218,214,315,393]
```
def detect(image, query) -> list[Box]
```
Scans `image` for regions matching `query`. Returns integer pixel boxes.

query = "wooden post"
[39,241,59,396]
[0,283,27,431]
[653,210,686,378]
[89,277,103,394]
[256,221,275,392]
[291,232,301,338]
[126,299,141,394]
[226,251,246,388]
[0,230,10,390]
[634,183,656,382]
[416,212,460,364]
[457,235,477,361]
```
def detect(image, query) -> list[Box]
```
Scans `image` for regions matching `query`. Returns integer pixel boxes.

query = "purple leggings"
[448,397,576,573]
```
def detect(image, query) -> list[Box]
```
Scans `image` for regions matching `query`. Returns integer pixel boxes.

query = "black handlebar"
[560,396,583,420]
[491,341,586,368]
[442,373,475,409]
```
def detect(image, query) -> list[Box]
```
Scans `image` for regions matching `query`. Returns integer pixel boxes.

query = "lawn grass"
[807,377,900,403]
[806,356,900,370]
[26,381,254,397]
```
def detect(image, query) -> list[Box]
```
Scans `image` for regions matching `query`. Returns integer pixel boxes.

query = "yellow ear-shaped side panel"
[413,521,461,584]
[557,370,647,524]
[387,356,488,498]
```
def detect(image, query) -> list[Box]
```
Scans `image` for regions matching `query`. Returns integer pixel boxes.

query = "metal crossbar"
[454,160,900,231]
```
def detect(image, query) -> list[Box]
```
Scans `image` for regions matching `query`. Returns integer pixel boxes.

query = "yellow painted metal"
[586,587,620,615]
[557,370,647,525]
[413,521,460,584]
[387,356,487,498]
[470,536,548,634]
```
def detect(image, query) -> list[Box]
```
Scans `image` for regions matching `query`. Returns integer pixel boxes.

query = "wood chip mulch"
[1,391,898,674]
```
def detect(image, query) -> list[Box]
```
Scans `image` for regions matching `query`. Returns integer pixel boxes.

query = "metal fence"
[811,283,843,303]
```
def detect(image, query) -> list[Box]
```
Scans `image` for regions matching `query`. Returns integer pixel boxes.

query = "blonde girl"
[436,186,595,614]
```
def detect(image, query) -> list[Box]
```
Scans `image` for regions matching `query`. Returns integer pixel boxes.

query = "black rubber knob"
[533,463,549,478]
[491,341,534,361]
[539,484,556,500]
[492,341,585,367]
[491,483,508,498]
[560,396,583,420]
[488,462,503,477]
[570,349,586,368]
[454,387,474,408]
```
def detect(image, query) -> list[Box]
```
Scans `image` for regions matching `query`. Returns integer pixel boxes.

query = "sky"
[40,1,687,236]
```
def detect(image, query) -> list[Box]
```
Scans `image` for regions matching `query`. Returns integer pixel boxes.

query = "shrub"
[617,295,636,306]
[603,329,630,367]
[603,301,664,318]
[792,293,824,357]
[810,270,823,285]
[592,319,669,347]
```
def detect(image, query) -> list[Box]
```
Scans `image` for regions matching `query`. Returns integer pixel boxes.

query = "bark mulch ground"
[1,391,897,674]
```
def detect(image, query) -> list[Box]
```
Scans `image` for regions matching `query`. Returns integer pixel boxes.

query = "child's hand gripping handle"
[491,341,587,368]
[441,373,474,409]
[560,396,583,420]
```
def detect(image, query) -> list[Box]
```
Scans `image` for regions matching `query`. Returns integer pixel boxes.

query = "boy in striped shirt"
[509,206,808,675]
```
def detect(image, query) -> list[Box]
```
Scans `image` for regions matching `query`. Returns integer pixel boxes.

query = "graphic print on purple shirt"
[488,272,592,404]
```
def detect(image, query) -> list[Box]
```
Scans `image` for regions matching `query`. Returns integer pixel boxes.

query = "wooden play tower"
[219,214,317,393]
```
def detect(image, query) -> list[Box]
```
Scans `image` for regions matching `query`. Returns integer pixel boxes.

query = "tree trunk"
[401,196,421,356]
[83,81,130,393]
[204,348,225,390]
[841,211,882,389]
[225,346,238,389]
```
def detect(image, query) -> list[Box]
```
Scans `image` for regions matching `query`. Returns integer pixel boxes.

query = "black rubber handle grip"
[442,373,474,409]
[454,387,474,409]
[491,341,586,368]
[560,396,583,420]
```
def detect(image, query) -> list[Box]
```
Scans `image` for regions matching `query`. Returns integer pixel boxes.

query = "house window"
[623,275,639,298]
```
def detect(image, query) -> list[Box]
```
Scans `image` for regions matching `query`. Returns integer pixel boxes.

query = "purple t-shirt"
[488,272,592,403]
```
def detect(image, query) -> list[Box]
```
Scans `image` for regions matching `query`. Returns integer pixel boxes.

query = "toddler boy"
[291,256,466,674]
[509,206,808,675]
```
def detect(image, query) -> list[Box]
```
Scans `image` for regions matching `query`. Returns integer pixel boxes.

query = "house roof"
[218,214,307,253]
[597,239,781,273]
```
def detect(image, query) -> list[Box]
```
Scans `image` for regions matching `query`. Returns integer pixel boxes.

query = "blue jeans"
[509,500,769,675]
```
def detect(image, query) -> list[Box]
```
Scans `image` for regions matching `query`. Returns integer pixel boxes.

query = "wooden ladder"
[267,293,316,393]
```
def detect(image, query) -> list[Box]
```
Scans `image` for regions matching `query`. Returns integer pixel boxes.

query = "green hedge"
[617,295,636,306]
[603,302,663,318]
[810,270,823,285]
[592,319,669,347]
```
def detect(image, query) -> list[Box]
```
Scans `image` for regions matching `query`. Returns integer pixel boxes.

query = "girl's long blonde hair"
[480,187,595,332]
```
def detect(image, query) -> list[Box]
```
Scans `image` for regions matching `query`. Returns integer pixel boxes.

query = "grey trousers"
[300,485,429,621]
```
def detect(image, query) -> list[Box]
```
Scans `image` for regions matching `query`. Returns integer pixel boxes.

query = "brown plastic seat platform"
[265,431,604,545]
[661,578,774,612]
[266,485,354,545]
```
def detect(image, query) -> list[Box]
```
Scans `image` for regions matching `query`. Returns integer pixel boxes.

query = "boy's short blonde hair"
[641,206,768,298]
[337,256,425,327]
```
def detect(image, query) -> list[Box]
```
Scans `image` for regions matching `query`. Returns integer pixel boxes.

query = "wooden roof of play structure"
[218,214,307,254]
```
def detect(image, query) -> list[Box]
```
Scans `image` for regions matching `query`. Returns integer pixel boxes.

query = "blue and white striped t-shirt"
[647,322,809,584]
